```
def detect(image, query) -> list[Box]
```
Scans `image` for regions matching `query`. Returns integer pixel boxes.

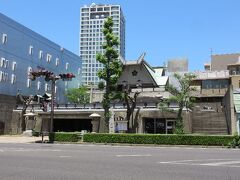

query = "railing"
[15,102,163,111]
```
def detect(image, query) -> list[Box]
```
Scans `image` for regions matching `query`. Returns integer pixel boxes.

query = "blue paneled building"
[0,13,81,103]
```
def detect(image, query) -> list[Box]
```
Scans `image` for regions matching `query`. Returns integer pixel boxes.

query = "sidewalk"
[0,135,45,143]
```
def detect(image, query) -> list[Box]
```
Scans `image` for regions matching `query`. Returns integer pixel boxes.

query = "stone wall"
[0,94,17,134]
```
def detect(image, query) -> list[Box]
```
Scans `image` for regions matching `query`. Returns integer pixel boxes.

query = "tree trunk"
[103,70,111,132]
[21,104,27,132]
[124,91,139,132]
[175,106,184,134]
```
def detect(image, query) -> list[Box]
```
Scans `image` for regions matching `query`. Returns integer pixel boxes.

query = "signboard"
[116,121,128,131]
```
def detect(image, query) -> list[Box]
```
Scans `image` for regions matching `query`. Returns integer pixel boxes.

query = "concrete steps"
[192,102,228,135]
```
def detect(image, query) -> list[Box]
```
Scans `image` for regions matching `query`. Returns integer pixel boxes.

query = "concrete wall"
[11,108,192,134]
[167,58,188,72]
[0,94,17,134]
[231,75,240,89]
[211,54,240,71]
[223,86,237,134]
[192,102,228,134]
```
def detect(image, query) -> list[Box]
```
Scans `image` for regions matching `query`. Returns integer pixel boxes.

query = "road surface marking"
[158,159,240,168]
[116,154,152,157]
[0,148,62,152]
[158,159,233,164]
[201,161,240,166]
[59,156,72,158]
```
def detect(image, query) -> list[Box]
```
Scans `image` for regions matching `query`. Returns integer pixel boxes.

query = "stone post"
[89,113,101,133]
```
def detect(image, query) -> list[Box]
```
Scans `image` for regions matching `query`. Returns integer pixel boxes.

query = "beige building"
[11,54,194,135]
[11,53,240,135]
[192,53,240,135]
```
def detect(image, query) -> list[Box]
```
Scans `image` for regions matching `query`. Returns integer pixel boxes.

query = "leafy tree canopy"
[96,17,123,131]
[160,73,196,134]
[65,86,90,104]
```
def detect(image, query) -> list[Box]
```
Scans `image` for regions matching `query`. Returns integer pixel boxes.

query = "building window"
[27,66,32,76]
[46,54,52,62]
[66,62,69,70]
[12,61,17,71]
[11,74,16,84]
[82,8,89,12]
[0,57,5,67]
[55,58,60,66]
[37,81,41,90]
[27,79,31,88]
[4,60,9,68]
[78,68,81,75]
[29,45,33,55]
[39,50,43,59]
[0,71,3,82]
[2,34,7,44]
[45,83,49,91]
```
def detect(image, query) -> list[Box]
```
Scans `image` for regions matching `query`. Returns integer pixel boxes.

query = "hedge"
[49,132,81,142]
[83,133,235,146]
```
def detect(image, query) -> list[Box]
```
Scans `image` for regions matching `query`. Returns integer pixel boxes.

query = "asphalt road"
[0,143,239,180]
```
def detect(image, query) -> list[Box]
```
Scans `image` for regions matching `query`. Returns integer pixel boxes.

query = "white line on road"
[116,154,152,157]
[0,148,62,152]
[59,156,72,158]
[158,159,240,168]
[158,158,233,164]
[201,161,240,166]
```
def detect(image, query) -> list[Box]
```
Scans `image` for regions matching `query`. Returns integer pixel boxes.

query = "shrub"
[228,135,240,148]
[49,132,81,142]
[32,130,40,137]
[83,133,234,146]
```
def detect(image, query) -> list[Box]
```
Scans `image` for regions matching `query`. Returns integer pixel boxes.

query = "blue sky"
[1,0,240,70]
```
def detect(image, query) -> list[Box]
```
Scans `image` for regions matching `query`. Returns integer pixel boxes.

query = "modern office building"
[0,13,81,133]
[80,3,125,85]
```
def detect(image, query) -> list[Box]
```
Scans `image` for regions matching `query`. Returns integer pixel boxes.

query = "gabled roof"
[122,53,168,87]
[144,63,168,86]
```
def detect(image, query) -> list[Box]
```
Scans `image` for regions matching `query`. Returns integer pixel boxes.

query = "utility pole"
[50,77,56,133]
[89,82,93,103]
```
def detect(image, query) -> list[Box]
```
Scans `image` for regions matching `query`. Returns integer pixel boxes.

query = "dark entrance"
[144,118,175,134]
[53,119,92,132]
[144,118,166,134]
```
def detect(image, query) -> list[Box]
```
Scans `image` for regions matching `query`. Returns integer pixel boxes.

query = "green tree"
[160,73,196,134]
[65,86,90,104]
[96,17,123,132]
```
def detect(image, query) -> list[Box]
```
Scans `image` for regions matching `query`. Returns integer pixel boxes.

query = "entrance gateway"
[53,119,92,132]
[144,118,175,134]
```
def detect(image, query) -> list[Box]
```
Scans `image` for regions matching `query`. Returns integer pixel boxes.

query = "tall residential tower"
[80,3,125,85]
